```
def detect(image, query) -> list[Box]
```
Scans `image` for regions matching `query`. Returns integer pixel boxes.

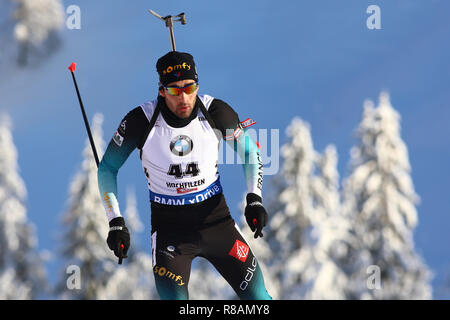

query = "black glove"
[244,193,268,239]
[107,217,130,263]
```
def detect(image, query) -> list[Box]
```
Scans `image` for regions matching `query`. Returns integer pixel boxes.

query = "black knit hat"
[156,51,198,86]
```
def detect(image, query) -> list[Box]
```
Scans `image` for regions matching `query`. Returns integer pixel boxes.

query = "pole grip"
[118,244,125,264]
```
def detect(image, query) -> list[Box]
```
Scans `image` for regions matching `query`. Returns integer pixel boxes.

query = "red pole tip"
[68,62,76,72]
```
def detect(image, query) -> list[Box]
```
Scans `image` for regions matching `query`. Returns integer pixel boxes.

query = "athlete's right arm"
[98,107,149,222]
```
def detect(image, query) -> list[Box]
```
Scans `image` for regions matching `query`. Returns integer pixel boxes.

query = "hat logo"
[163,62,191,75]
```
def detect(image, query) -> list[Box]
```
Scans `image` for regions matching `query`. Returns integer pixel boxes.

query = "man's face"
[160,79,199,119]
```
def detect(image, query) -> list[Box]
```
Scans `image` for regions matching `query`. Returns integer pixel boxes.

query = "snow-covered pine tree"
[0,0,64,69]
[306,145,364,299]
[58,113,116,300]
[0,268,30,299]
[311,145,340,224]
[97,252,157,300]
[11,0,64,66]
[342,92,432,299]
[258,117,319,299]
[97,187,158,300]
[0,112,47,299]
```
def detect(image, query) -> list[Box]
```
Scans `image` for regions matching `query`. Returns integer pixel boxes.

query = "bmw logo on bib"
[170,135,193,156]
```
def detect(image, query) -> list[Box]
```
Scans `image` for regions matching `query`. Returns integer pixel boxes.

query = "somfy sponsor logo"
[154,266,185,286]
[162,62,191,75]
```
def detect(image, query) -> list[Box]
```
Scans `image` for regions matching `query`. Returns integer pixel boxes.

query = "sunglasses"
[164,82,198,96]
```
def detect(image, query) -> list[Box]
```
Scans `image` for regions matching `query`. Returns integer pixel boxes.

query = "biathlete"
[98,51,272,300]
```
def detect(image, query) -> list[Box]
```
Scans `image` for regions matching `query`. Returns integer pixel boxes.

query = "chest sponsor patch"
[170,135,193,156]
[166,178,205,193]
[150,178,223,205]
[176,187,198,194]
[228,240,250,263]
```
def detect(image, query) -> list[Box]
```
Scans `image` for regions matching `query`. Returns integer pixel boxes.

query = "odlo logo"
[240,257,257,291]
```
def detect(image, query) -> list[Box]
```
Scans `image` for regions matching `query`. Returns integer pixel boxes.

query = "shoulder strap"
[197,98,222,141]
[137,104,160,150]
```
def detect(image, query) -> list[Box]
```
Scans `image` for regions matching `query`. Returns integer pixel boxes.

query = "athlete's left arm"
[208,99,263,198]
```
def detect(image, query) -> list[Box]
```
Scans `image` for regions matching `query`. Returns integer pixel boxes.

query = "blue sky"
[1,0,449,297]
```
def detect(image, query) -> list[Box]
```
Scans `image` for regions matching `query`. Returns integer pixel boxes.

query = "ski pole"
[68,62,125,265]
[149,10,186,51]
[68,62,100,166]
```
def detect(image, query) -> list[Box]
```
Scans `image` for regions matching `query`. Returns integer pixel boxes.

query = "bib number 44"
[167,162,200,179]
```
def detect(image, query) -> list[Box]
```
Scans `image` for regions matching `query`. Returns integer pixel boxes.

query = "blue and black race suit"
[98,94,271,300]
